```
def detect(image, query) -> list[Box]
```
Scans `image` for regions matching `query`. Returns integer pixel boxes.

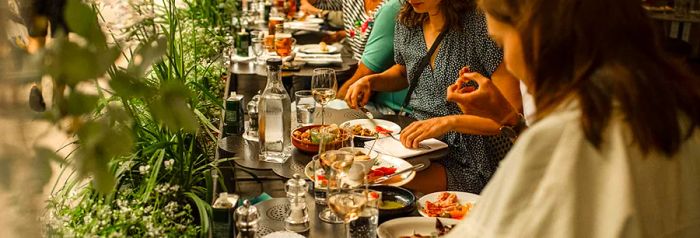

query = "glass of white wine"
[311,68,337,125]
[328,190,367,238]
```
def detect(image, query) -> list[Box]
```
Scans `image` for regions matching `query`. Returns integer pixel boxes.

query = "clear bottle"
[258,58,292,163]
[246,91,261,139]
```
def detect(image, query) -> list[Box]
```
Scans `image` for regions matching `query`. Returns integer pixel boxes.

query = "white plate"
[304,153,415,187]
[340,119,401,139]
[261,231,305,238]
[377,217,460,238]
[418,191,480,219]
[298,44,340,54]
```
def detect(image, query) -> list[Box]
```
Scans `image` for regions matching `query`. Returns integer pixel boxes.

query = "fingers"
[360,90,371,107]
[462,72,489,85]
[401,122,425,149]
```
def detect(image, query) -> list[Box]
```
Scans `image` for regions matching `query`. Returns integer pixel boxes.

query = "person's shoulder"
[517,100,582,149]
[382,0,402,12]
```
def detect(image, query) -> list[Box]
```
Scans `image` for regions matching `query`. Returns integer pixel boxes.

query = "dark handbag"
[399,29,449,116]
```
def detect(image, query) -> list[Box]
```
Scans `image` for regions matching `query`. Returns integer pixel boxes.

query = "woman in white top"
[443,0,700,237]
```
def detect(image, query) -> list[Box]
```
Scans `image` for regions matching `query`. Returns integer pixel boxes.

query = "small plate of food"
[298,42,340,54]
[340,119,401,139]
[377,217,459,238]
[418,191,479,220]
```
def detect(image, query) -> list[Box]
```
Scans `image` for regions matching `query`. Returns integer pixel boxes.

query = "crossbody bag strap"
[399,29,449,116]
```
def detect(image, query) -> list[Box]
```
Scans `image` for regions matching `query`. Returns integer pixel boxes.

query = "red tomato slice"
[375,126,393,134]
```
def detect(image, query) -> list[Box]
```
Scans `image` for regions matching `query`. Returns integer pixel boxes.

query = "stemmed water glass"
[311,68,337,126]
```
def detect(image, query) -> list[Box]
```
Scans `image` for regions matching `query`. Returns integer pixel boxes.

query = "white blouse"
[447,100,700,238]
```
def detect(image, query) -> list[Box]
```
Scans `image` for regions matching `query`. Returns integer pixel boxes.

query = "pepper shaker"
[284,174,310,232]
[235,200,259,238]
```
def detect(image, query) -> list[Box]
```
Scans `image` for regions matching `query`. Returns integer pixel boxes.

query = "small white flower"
[139,165,150,175]
[164,159,174,170]
[169,185,179,193]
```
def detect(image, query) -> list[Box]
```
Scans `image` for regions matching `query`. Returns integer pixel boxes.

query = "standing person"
[346,0,523,194]
[445,0,700,237]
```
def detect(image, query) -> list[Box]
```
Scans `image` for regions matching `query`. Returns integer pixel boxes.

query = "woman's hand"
[400,117,454,149]
[300,0,321,14]
[447,71,519,125]
[344,76,373,109]
[321,30,346,44]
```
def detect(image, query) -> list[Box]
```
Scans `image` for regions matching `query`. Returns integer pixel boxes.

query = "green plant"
[43,0,238,236]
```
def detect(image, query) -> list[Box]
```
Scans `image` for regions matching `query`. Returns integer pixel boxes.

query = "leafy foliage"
[43,0,236,236]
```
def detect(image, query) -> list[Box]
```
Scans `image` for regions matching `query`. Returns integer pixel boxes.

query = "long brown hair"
[479,0,700,156]
[398,0,475,31]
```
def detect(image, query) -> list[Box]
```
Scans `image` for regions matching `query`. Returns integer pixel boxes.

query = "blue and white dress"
[394,10,513,193]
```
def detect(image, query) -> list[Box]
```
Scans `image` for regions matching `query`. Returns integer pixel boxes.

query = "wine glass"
[328,190,367,238]
[311,68,337,125]
[251,38,265,64]
[317,126,353,224]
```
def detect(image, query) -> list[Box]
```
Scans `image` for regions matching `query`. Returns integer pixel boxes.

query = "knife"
[372,163,425,184]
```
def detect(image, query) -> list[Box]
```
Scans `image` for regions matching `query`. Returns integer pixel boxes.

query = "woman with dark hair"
[346,0,523,194]
[445,0,700,236]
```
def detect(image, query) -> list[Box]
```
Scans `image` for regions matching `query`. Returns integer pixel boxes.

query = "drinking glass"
[274,33,296,61]
[317,127,353,224]
[328,189,367,238]
[311,68,337,126]
[347,189,380,238]
[251,38,265,64]
[268,16,285,35]
[294,90,316,127]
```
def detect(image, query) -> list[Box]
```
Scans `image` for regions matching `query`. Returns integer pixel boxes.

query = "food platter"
[340,119,401,139]
[418,191,479,220]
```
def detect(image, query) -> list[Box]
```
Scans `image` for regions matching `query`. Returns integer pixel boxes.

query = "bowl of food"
[291,124,351,154]
[339,147,380,180]
[370,185,416,222]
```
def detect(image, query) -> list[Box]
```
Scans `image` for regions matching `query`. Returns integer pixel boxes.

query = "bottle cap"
[266,58,282,67]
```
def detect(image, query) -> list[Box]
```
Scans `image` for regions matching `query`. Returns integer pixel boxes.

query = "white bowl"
[339,147,379,181]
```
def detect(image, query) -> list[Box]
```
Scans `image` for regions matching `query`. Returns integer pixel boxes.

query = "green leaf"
[128,36,168,76]
[75,120,134,194]
[149,81,198,132]
[109,70,156,98]
[35,147,67,165]
[185,192,211,237]
[64,92,99,116]
[64,0,106,47]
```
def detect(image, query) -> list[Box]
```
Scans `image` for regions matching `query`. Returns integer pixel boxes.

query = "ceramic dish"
[377,217,460,238]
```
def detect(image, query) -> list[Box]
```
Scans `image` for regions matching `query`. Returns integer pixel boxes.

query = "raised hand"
[446,70,518,125]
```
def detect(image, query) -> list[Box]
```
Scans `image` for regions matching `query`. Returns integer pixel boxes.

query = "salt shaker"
[246,91,261,138]
[284,174,310,232]
[235,200,259,238]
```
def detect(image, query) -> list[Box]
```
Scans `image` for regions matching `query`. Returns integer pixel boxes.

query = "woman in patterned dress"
[346,0,522,194]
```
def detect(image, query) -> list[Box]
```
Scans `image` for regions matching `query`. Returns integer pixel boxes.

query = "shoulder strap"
[400,29,449,114]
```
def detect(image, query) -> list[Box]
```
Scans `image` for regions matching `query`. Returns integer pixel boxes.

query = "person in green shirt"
[336,0,407,113]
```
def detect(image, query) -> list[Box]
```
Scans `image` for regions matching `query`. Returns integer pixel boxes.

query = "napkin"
[284,22,321,32]
[295,52,343,64]
[325,99,350,110]
[364,136,448,159]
